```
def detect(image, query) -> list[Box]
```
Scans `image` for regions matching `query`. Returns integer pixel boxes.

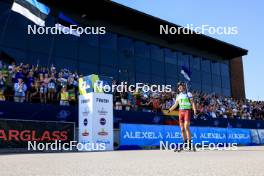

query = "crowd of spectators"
[0,62,263,120]
[113,89,264,120]
[0,62,78,106]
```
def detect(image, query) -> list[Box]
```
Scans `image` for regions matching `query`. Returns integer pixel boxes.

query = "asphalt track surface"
[1,146,264,176]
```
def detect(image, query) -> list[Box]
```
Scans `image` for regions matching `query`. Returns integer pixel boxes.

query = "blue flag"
[55,12,80,37]
[180,66,191,81]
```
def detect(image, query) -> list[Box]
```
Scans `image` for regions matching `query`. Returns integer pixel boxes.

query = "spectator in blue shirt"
[14,77,27,103]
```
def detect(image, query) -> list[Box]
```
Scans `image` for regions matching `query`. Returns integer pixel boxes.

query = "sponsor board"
[0,119,74,148]
[79,93,113,151]
[78,91,113,151]
[92,93,113,150]
[120,124,253,146]
[257,129,264,144]
[78,94,93,145]
[250,129,260,144]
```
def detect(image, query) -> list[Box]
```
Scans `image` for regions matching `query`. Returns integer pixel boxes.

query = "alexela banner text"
[119,124,263,146]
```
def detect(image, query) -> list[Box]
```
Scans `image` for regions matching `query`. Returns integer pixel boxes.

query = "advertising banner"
[78,94,93,146]
[79,93,113,151]
[78,74,113,151]
[161,125,183,144]
[120,124,165,146]
[226,128,251,145]
[120,124,253,146]
[92,93,113,150]
[257,129,264,144]
[250,129,260,144]
[0,119,75,149]
[191,127,227,144]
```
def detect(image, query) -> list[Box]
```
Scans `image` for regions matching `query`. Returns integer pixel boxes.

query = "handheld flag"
[11,0,50,26]
[55,12,80,37]
[162,110,179,116]
[180,66,191,81]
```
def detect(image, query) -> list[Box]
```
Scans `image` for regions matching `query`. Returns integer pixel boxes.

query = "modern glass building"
[0,0,247,98]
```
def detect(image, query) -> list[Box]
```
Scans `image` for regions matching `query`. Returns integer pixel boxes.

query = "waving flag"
[11,0,50,26]
[55,12,80,37]
[180,66,191,81]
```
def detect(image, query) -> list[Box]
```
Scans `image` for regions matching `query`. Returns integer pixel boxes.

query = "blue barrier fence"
[120,124,264,146]
[1,102,264,129]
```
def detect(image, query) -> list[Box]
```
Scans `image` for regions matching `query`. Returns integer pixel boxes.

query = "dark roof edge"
[108,0,248,56]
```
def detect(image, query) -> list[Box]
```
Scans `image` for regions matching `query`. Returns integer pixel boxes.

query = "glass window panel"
[165,63,178,76]
[128,72,136,84]
[150,45,163,62]
[79,45,99,64]
[100,66,117,79]
[0,2,10,24]
[44,15,55,27]
[201,58,211,73]
[211,61,221,75]
[28,52,50,66]
[79,34,99,46]
[202,72,212,85]
[118,53,135,70]
[54,57,77,72]
[151,60,164,76]
[202,84,212,93]
[100,32,117,49]
[165,57,177,64]
[212,87,222,94]
[100,48,117,67]
[118,36,133,54]
[134,41,150,58]
[212,74,221,87]
[221,76,230,89]
[191,83,201,92]
[151,75,165,85]
[7,10,30,30]
[177,53,189,68]
[190,56,201,70]
[3,29,28,50]
[222,88,231,97]
[221,62,229,76]
[79,62,98,75]
[2,47,28,64]
[118,71,129,82]
[164,49,177,64]
[54,35,78,59]
[0,2,11,34]
[136,73,150,84]
[166,77,178,87]
[28,34,53,54]
[0,26,2,39]
[136,56,150,73]
[118,71,135,84]
[191,69,201,83]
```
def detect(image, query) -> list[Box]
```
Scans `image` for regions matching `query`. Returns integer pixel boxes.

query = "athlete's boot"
[188,140,196,152]
[174,141,186,152]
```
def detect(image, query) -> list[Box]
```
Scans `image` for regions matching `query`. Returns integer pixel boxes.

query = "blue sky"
[113,0,264,101]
